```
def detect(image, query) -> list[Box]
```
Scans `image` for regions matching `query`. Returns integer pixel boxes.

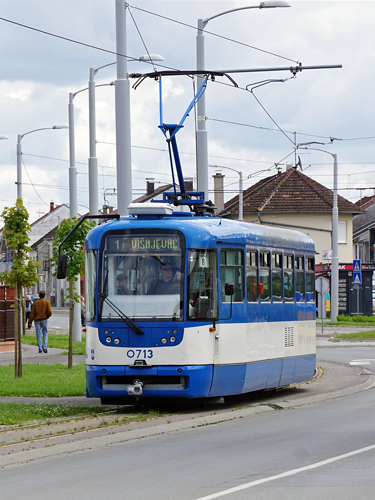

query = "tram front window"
[100,232,184,321]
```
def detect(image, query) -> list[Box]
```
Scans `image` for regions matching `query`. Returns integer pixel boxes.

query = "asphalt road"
[1,375,374,500]
[1,321,374,499]
[317,345,375,373]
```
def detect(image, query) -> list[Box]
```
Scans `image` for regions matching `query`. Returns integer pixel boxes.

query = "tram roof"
[86,211,315,253]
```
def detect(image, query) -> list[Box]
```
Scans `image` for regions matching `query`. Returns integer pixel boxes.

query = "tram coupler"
[128,380,143,396]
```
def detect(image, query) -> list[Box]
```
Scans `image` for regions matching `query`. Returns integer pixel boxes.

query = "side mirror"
[225,282,235,296]
[57,254,68,279]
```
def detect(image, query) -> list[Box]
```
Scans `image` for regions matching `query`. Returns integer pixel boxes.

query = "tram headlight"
[105,336,112,343]
[161,337,168,344]
[169,336,176,343]
[114,338,121,345]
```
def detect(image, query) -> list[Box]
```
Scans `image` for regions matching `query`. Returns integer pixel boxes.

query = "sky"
[0,0,374,223]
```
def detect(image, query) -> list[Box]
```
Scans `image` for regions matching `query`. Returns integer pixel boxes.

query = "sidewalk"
[0,342,85,366]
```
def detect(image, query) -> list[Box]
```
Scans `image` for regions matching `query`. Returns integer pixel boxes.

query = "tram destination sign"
[107,234,181,253]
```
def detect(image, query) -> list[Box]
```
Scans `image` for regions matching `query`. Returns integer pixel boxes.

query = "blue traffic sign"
[352,272,362,285]
[352,260,361,285]
[353,259,361,271]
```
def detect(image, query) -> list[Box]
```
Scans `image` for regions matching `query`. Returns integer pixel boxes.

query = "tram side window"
[247,250,258,302]
[306,257,315,302]
[259,252,270,302]
[188,250,218,320]
[272,253,283,302]
[220,249,244,302]
[284,254,294,302]
[295,255,304,302]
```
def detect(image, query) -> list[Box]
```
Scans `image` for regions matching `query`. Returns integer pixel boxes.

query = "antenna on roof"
[296,156,303,170]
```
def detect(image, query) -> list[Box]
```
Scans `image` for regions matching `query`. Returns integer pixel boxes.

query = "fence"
[0,285,15,342]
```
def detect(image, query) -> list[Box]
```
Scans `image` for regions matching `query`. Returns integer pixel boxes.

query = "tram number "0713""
[126,349,154,359]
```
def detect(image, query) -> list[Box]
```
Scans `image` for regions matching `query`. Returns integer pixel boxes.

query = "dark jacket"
[28,298,52,326]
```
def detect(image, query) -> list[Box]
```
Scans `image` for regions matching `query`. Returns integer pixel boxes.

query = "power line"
[129,4,297,64]
[207,117,375,143]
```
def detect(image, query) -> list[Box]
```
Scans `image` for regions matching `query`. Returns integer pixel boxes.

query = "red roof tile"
[219,168,361,216]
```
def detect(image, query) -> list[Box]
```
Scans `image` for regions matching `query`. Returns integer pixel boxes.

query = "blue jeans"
[35,320,48,351]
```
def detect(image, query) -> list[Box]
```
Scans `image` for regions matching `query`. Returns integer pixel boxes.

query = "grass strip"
[327,315,375,326]
[334,330,375,339]
[0,402,107,426]
[0,363,86,397]
[21,333,85,355]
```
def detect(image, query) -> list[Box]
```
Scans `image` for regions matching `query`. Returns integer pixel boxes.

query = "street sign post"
[315,277,330,334]
[352,260,361,313]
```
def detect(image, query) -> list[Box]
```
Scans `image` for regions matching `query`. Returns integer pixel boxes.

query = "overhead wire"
[128,4,298,64]
[21,157,48,206]
[2,8,373,210]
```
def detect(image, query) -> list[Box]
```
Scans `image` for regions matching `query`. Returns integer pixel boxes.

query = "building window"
[338,221,347,243]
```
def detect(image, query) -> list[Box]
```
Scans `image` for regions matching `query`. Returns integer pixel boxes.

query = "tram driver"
[147,260,180,295]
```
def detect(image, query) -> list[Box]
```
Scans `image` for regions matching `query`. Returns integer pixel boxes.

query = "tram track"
[0,370,325,457]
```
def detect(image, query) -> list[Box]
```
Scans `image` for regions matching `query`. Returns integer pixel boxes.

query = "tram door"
[210,248,246,396]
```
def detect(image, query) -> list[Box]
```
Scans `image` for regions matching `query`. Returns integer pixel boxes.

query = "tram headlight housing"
[169,336,176,343]
[105,336,112,343]
[161,337,168,344]
[114,338,121,345]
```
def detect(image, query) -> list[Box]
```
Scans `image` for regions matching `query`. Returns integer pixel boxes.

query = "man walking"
[28,291,52,353]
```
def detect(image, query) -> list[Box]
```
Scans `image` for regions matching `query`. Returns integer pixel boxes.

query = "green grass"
[331,314,375,326]
[0,402,108,426]
[0,363,86,397]
[334,330,375,339]
[22,333,85,355]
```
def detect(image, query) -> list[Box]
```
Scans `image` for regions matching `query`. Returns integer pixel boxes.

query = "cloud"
[0,1,374,221]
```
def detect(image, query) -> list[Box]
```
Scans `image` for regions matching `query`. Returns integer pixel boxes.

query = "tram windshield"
[100,231,184,321]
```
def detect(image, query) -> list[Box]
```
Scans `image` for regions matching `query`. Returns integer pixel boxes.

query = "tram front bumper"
[86,364,213,399]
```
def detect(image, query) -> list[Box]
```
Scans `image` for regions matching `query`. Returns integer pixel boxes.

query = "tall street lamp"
[88,54,163,215]
[16,126,68,201]
[196,1,291,203]
[298,145,339,322]
[115,0,131,217]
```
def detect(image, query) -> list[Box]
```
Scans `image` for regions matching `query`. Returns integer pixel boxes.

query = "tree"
[0,198,40,378]
[51,217,95,369]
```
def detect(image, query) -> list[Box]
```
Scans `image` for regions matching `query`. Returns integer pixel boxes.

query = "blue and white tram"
[84,203,316,403]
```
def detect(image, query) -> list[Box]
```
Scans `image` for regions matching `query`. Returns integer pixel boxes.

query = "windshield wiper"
[99,293,144,336]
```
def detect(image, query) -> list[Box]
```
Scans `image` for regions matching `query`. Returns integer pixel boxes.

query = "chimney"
[213,173,225,213]
[286,164,293,171]
[146,179,155,195]
[50,201,55,212]
[185,177,194,192]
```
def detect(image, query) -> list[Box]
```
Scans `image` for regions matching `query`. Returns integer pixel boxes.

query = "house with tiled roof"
[217,167,362,266]
[353,195,375,262]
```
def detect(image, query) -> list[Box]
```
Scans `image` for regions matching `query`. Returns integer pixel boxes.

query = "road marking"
[349,359,375,366]
[195,443,375,500]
